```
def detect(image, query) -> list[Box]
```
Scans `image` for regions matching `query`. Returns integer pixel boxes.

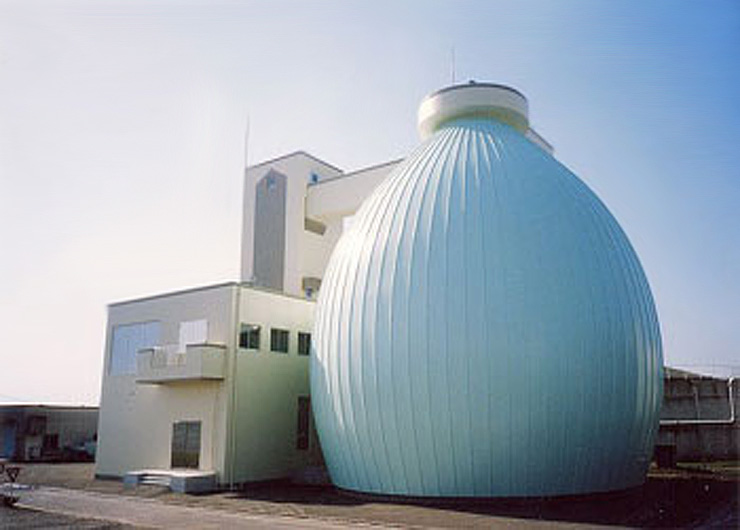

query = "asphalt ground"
[11,487,360,529]
[2,462,738,528]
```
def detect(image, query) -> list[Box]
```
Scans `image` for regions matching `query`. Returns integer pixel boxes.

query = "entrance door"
[171,421,201,469]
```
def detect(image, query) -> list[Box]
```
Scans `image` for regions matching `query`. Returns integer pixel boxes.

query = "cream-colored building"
[95,152,399,491]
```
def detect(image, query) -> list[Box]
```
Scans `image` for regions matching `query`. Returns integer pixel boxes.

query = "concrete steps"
[124,469,216,493]
[139,473,172,487]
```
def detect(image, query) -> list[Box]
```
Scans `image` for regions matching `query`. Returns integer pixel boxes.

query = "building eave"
[247,150,343,174]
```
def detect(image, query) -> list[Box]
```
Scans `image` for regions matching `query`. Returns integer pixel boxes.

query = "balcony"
[136,344,227,384]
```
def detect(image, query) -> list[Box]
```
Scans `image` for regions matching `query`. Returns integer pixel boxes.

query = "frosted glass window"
[109,321,160,376]
[178,319,208,353]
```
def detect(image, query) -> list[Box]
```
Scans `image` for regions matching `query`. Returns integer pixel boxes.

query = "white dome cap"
[417,82,529,139]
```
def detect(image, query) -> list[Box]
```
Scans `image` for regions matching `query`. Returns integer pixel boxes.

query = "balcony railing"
[136,343,227,384]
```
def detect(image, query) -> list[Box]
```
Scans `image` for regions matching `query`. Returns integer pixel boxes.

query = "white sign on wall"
[178,319,208,353]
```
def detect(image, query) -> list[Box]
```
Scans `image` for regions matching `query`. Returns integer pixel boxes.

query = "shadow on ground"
[231,472,738,528]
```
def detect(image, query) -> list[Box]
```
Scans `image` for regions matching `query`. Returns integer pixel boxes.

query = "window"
[304,217,326,235]
[239,324,261,350]
[109,321,160,376]
[302,277,321,299]
[171,421,201,469]
[270,328,289,353]
[297,397,310,450]
[298,332,311,356]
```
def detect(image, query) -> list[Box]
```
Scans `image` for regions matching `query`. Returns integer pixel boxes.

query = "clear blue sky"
[1,0,738,404]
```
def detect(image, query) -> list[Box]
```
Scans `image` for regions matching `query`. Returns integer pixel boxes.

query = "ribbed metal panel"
[311,117,663,497]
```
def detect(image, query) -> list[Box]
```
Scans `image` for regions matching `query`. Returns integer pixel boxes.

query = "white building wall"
[298,221,342,292]
[305,159,401,221]
[241,152,342,295]
[229,287,319,483]
[96,284,236,479]
[300,160,402,293]
[241,153,400,299]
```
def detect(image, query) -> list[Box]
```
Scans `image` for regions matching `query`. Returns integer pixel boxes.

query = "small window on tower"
[266,174,276,190]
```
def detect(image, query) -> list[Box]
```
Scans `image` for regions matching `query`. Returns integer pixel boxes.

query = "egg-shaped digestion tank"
[311,82,663,497]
